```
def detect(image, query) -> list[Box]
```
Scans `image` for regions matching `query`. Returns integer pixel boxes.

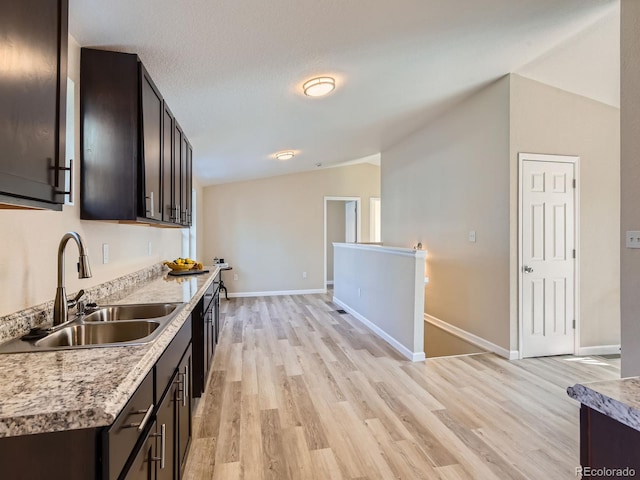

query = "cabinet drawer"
[156,319,191,401]
[102,369,154,480]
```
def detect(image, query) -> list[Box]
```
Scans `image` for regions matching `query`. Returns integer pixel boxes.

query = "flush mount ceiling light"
[275,151,295,161]
[302,76,336,97]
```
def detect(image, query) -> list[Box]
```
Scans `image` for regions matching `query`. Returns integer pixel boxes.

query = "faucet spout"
[53,232,92,327]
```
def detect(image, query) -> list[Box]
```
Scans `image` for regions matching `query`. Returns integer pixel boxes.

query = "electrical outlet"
[626,231,640,248]
[233,273,238,281]
[148,241,152,256]
[468,230,477,243]
[102,243,109,264]
[302,271,307,279]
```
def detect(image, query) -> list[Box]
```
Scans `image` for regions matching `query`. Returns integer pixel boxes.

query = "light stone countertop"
[0,267,219,438]
[567,377,640,431]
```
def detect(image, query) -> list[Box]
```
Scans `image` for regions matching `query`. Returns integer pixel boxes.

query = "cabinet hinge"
[572,320,576,329]
[573,179,576,189]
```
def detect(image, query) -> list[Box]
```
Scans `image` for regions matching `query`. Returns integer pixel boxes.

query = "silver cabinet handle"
[54,159,73,202]
[183,364,189,407]
[150,423,166,468]
[523,265,534,273]
[160,423,166,469]
[123,403,154,432]
[146,191,155,217]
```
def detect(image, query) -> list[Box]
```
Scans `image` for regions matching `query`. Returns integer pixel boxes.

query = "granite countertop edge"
[567,378,640,432]
[0,266,219,438]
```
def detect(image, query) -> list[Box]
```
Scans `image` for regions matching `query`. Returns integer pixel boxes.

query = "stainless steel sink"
[35,321,160,348]
[0,301,183,353]
[83,303,178,322]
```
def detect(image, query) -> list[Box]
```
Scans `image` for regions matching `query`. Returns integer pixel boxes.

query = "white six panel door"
[522,159,575,357]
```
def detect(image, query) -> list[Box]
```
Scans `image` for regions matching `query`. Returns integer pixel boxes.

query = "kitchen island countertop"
[0,266,219,438]
[567,376,640,432]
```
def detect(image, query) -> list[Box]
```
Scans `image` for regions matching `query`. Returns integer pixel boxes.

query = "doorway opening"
[324,196,361,289]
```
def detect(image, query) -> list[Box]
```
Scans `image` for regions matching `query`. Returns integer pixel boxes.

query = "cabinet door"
[173,122,184,225]
[177,345,193,475]
[0,0,68,208]
[156,377,177,480]
[180,136,189,225]
[185,142,193,226]
[124,427,156,480]
[162,103,175,223]
[214,288,221,344]
[140,65,163,221]
[207,304,213,375]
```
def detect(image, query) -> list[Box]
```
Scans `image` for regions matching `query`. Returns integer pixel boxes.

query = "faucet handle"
[67,289,86,309]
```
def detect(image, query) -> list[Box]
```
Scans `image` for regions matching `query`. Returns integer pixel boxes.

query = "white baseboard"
[425,313,519,360]
[576,345,621,356]
[228,289,326,298]
[333,297,426,362]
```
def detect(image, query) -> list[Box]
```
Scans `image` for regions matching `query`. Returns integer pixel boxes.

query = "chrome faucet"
[53,232,92,327]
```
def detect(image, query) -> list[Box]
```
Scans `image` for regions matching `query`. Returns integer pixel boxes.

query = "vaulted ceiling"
[69,0,619,185]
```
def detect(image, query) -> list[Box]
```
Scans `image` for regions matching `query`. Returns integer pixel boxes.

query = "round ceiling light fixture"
[275,151,295,161]
[302,76,336,97]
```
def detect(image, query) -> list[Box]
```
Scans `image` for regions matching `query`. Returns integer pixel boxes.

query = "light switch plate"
[102,243,109,264]
[626,231,640,248]
[468,230,477,243]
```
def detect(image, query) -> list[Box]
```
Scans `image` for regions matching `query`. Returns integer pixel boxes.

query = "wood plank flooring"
[184,294,620,480]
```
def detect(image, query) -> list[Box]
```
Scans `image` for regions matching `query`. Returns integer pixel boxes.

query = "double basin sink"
[0,303,181,353]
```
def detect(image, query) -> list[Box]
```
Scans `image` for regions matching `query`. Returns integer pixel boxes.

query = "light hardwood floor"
[183,294,620,480]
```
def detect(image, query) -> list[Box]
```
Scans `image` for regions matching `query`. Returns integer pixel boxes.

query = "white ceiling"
[69,0,618,186]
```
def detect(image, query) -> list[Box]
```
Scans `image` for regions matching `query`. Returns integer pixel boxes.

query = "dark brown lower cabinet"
[125,427,156,480]
[579,405,640,479]
[192,272,220,398]
[0,318,195,480]
[124,345,191,480]
[176,346,192,474]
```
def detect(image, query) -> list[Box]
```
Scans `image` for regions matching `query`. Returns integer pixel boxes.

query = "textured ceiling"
[68,0,618,185]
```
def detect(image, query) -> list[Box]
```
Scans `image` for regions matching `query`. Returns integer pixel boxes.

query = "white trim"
[518,153,580,359]
[425,313,519,360]
[323,196,362,291]
[575,345,621,356]
[369,197,381,243]
[228,289,326,298]
[333,242,427,258]
[334,297,426,362]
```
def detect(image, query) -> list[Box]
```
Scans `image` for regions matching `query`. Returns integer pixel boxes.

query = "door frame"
[518,153,580,359]
[370,197,381,243]
[324,196,362,290]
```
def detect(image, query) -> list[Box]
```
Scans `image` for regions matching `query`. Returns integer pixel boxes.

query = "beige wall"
[381,73,620,355]
[202,163,380,294]
[0,36,184,317]
[192,176,205,259]
[510,74,620,351]
[381,76,512,351]
[326,201,346,283]
[621,0,640,377]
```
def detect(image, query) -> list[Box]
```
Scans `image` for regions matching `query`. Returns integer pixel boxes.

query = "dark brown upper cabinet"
[162,104,175,223]
[173,122,184,226]
[181,133,193,226]
[140,66,163,222]
[0,0,69,210]
[80,48,192,227]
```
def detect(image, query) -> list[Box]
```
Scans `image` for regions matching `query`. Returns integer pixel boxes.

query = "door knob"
[523,265,534,273]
